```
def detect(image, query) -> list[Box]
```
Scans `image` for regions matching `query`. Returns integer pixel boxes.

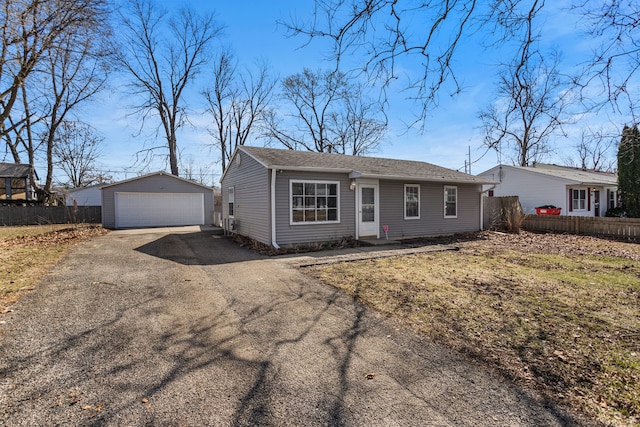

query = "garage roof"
[101,171,213,190]
[479,164,618,187]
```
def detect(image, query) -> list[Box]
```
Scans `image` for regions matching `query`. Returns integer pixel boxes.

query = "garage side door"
[115,192,204,228]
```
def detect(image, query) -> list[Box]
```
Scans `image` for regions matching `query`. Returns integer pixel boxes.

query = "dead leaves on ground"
[306,231,640,427]
[0,226,109,249]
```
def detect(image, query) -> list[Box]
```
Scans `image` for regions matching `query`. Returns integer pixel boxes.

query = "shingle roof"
[100,171,214,190]
[238,146,492,184]
[0,163,32,178]
[517,164,617,186]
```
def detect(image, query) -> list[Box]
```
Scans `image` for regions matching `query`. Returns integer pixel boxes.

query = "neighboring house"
[477,164,619,217]
[220,146,493,248]
[101,172,215,229]
[0,163,37,202]
[65,184,104,206]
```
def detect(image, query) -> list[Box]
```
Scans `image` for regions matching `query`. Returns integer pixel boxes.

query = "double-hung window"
[444,186,457,218]
[404,184,420,219]
[291,180,339,223]
[228,187,235,217]
[572,189,586,211]
[608,190,616,210]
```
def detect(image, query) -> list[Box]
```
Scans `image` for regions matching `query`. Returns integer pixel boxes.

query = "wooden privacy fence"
[0,205,101,226]
[483,196,522,231]
[522,215,640,240]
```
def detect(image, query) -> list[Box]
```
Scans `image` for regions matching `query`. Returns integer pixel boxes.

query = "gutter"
[270,168,280,249]
[350,172,493,185]
[268,165,353,174]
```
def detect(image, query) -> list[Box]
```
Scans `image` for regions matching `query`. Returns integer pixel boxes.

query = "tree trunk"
[169,131,179,176]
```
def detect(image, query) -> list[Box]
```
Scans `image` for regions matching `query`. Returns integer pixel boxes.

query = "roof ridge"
[237,146,492,184]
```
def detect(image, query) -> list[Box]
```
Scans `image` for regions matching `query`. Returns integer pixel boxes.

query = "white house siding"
[102,174,214,228]
[221,153,271,245]
[274,170,355,246]
[479,166,617,217]
[65,186,102,206]
[379,180,481,238]
[479,167,570,215]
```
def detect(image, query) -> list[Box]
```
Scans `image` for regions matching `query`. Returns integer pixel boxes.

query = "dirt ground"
[2,226,638,425]
[0,227,585,426]
[305,231,640,427]
[0,225,109,312]
[455,231,640,260]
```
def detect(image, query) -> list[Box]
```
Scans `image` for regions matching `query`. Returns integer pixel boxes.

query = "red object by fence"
[535,207,562,215]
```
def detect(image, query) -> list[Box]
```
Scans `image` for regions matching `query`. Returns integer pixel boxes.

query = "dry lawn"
[305,231,640,427]
[0,224,109,312]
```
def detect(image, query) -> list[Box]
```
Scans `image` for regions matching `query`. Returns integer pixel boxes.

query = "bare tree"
[283,1,550,125]
[180,155,214,186]
[266,68,346,153]
[203,50,276,172]
[264,68,386,155]
[480,1,571,166]
[330,84,387,155]
[567,127,617,172]
[204,50,234,172]
[480,52,571,166]
[285,0,640,128]
[1,0,108,140]
[115,0,222,176]
[53,120,103,187]
[573,1,640,120]
[37,21,110,191]
[2,0,109,197]
[3,84,41,164]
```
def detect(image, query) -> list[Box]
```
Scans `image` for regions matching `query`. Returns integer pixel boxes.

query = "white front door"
[357,183,379,238]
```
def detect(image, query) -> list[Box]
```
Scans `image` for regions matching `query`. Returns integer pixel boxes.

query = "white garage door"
[115,192,205,228]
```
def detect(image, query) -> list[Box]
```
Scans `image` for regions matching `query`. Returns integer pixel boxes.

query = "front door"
[358,183,378,237]
[594,190,600,216]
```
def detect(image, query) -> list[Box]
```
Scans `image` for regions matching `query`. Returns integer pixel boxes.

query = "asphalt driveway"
[0,227,585,426]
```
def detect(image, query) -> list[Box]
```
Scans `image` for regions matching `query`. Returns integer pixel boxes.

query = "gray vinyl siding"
[274,170,355,246]
[378,180,481,238]
[221,153,271,244]
[102,174,214,228]
[221,147,483,246]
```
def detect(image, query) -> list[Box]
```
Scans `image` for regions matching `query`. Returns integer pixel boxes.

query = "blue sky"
[78,0,630,185]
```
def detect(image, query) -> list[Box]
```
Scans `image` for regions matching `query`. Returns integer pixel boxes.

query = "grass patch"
[305,232,640,426]
[0,223,75,239]
[0,224,109,312]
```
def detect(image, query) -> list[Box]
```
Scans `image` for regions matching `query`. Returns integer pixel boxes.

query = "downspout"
[270,168,280,249]
[479,191,484,231]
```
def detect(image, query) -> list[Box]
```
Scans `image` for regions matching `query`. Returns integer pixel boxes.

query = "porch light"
[350,179,356,191]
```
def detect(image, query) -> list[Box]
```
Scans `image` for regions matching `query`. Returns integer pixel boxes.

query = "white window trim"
[404,184,420,220]
[289,179,341,225]
[444,185,458,218]
[572,188,587,211]
[228,187,235,218]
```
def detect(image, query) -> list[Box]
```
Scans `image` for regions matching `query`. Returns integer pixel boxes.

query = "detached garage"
[101,172,214,229]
